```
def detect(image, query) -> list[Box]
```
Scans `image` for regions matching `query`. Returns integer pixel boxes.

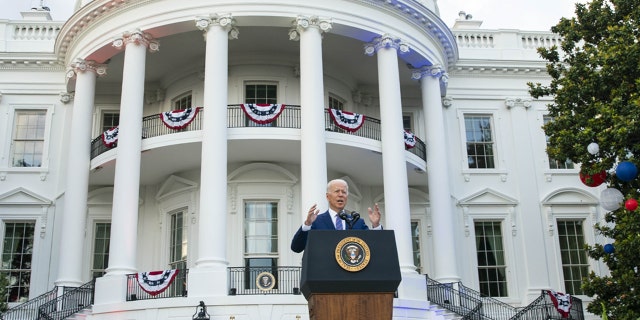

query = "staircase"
[426,275,584,320]
[0,280,94,320]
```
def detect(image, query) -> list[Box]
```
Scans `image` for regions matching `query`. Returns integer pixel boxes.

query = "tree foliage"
[0,272,7,312]
[528,0,640,317]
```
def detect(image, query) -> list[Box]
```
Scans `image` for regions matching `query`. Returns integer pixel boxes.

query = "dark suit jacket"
[290,210,369,253]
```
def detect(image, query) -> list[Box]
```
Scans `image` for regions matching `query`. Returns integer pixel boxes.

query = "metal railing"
[427,277,488,319]
[126,270,188,301]
[512,290,583,320]
[0,287,58,320]
[37,280,94,320]
[90,105,427,161]
[228,266,301,295]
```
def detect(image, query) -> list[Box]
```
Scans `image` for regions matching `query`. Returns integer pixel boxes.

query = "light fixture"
[192,301,210,320]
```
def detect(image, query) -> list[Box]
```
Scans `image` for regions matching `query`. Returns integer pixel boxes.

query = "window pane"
[557,220,588,295]
[244,201,278,255]
[245,83,277,104]
[91,223,111,278]
[1,222,35,303]
[465,115,495,169]
[411,221,421,272]
[170,211,188,265]
[475,221,508,297]
[102,112,120,133]
[12,110,46,168]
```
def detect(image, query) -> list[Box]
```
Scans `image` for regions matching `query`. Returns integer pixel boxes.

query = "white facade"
[0,1,605,319]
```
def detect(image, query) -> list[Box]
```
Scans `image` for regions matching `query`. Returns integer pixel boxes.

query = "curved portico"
[55,0,459,315]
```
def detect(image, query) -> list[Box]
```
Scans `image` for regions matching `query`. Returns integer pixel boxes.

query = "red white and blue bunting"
[548,290,572,318]
[161,107,200,130]
[101,126,119,148]
[241,104,285,124]
[404,130,416,149]
[136,269,180,296]
[328,108,365,132]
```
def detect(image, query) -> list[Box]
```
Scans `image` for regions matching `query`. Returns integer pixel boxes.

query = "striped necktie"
[335,215,343,230]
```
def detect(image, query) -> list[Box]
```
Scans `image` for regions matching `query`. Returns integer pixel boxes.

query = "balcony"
[227,266,302,296]
[89,105,426,161]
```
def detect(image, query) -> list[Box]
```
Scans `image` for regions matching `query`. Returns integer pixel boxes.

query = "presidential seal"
[256,272,276,291]
[335,236,371,272]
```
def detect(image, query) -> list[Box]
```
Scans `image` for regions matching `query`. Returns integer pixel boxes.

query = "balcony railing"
[125,270,188,302]
[227,266,301,295]
[90,105,427,161]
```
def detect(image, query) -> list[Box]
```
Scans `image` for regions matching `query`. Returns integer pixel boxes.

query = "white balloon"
[600,188,624,211]
[587,142,599,155]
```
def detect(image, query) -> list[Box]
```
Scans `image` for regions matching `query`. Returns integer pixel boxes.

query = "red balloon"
[579,170,607,187]
[625,199,638,211]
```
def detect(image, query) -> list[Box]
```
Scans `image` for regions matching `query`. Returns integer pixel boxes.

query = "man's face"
[326,181,348,212]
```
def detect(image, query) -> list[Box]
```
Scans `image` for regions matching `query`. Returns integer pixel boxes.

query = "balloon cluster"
[582,142,640,255]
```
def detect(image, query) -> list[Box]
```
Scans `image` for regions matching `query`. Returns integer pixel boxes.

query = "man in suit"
[290,179,382,253]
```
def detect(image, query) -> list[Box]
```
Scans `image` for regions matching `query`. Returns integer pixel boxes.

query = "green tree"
[528,0,640,318]
[0,272,7,312]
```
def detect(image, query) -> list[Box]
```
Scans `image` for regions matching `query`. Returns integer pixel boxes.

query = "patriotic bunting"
[548,290,572,318]
[161,107,200,129]
[101,126,119,148]
[404,130,416,149]
[241,104,285,124]
[328,108,365,132]
[136,269,180,296]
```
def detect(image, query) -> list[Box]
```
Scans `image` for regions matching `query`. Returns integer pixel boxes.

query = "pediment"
[542,188,599,206]
[0,187,51,205]
[228,163,297,184]
[88,187,114,205]
[458,188,518,206]
[156,175,198,201]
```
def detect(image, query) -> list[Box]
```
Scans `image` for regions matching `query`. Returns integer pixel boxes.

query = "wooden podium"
[300,230,401,320]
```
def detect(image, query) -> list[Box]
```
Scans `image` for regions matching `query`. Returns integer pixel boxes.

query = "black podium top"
[299,230,401,300]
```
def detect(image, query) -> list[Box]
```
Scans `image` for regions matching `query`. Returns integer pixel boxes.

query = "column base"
[187,267,229,297]
[397,271,428,301]
[94,274,127,305]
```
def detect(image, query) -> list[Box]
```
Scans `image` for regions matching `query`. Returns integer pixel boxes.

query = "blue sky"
[0,0,584,31]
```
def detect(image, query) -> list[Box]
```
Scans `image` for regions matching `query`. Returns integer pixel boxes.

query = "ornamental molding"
[112,29,159,52]
[364,34,410,56]
[60,92,74,104]
[411,65,446,80]
[288,15,333,41]
[66,59,107,80]
[505,97,532,109]
[195,13,239,40]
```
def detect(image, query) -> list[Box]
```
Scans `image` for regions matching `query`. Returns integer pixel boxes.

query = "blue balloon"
[616,161,638,182]
[604,243,614,254]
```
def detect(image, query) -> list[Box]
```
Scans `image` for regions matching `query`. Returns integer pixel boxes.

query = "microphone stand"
[339,210,361,229]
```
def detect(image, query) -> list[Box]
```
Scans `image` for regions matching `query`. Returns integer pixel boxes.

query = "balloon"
[600,188,624,211]
[625,199,638,211]
[579,170,607,187]
[616,161,638,182]
[604,243,614,254]
[587,142,599,155]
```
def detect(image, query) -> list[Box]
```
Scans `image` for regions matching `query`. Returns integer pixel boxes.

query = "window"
[245,83,277,104]
[244,201,278,289]
[544,116,574,169]
[173,92,193,110]
[1,222,35,303]
[169,210,188,296]
[328,94,345,110]
[411,221,421,273]
[11,110,46,167]
[465,115,496,169]
[403,114,414,132]
[91,222,111,279]
[101,112,119,133]
[557,220,589,295]
[475,221,508,297]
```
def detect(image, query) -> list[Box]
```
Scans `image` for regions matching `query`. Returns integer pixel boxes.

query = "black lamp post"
[192,301,210,320]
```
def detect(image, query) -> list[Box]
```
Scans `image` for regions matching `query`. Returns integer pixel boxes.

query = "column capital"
[65,58,108,80]
[112,29,160,52]
[505,97,532,109]
[411,65,446,81]
[195,14,239,39]
[288,15,332,41]
[363,34,410,56]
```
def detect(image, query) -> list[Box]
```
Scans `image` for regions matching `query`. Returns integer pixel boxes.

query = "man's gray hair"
[326,179,349,193]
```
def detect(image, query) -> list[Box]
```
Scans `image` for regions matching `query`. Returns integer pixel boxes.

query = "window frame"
[474,220,509,297]
[556,219,589,295]
[457,109,505,173]
[93,105,120,138]
[0,220,37,304]
[3,105,53,173]
[90,221,111,279]
[172,91,193,110]
[243,200,280,290]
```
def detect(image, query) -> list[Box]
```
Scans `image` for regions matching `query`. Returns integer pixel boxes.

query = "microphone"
[338,210,360,229]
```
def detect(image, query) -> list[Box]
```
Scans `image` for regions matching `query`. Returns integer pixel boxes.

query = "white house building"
[0,0,606,319]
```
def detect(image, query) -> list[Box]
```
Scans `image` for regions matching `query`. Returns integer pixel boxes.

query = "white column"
[364,35,414,273]
[55,59,106,288]
[189,15,237,297]
[290,16,332,213]
[106,30,158,276]
[413,66,460,283]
